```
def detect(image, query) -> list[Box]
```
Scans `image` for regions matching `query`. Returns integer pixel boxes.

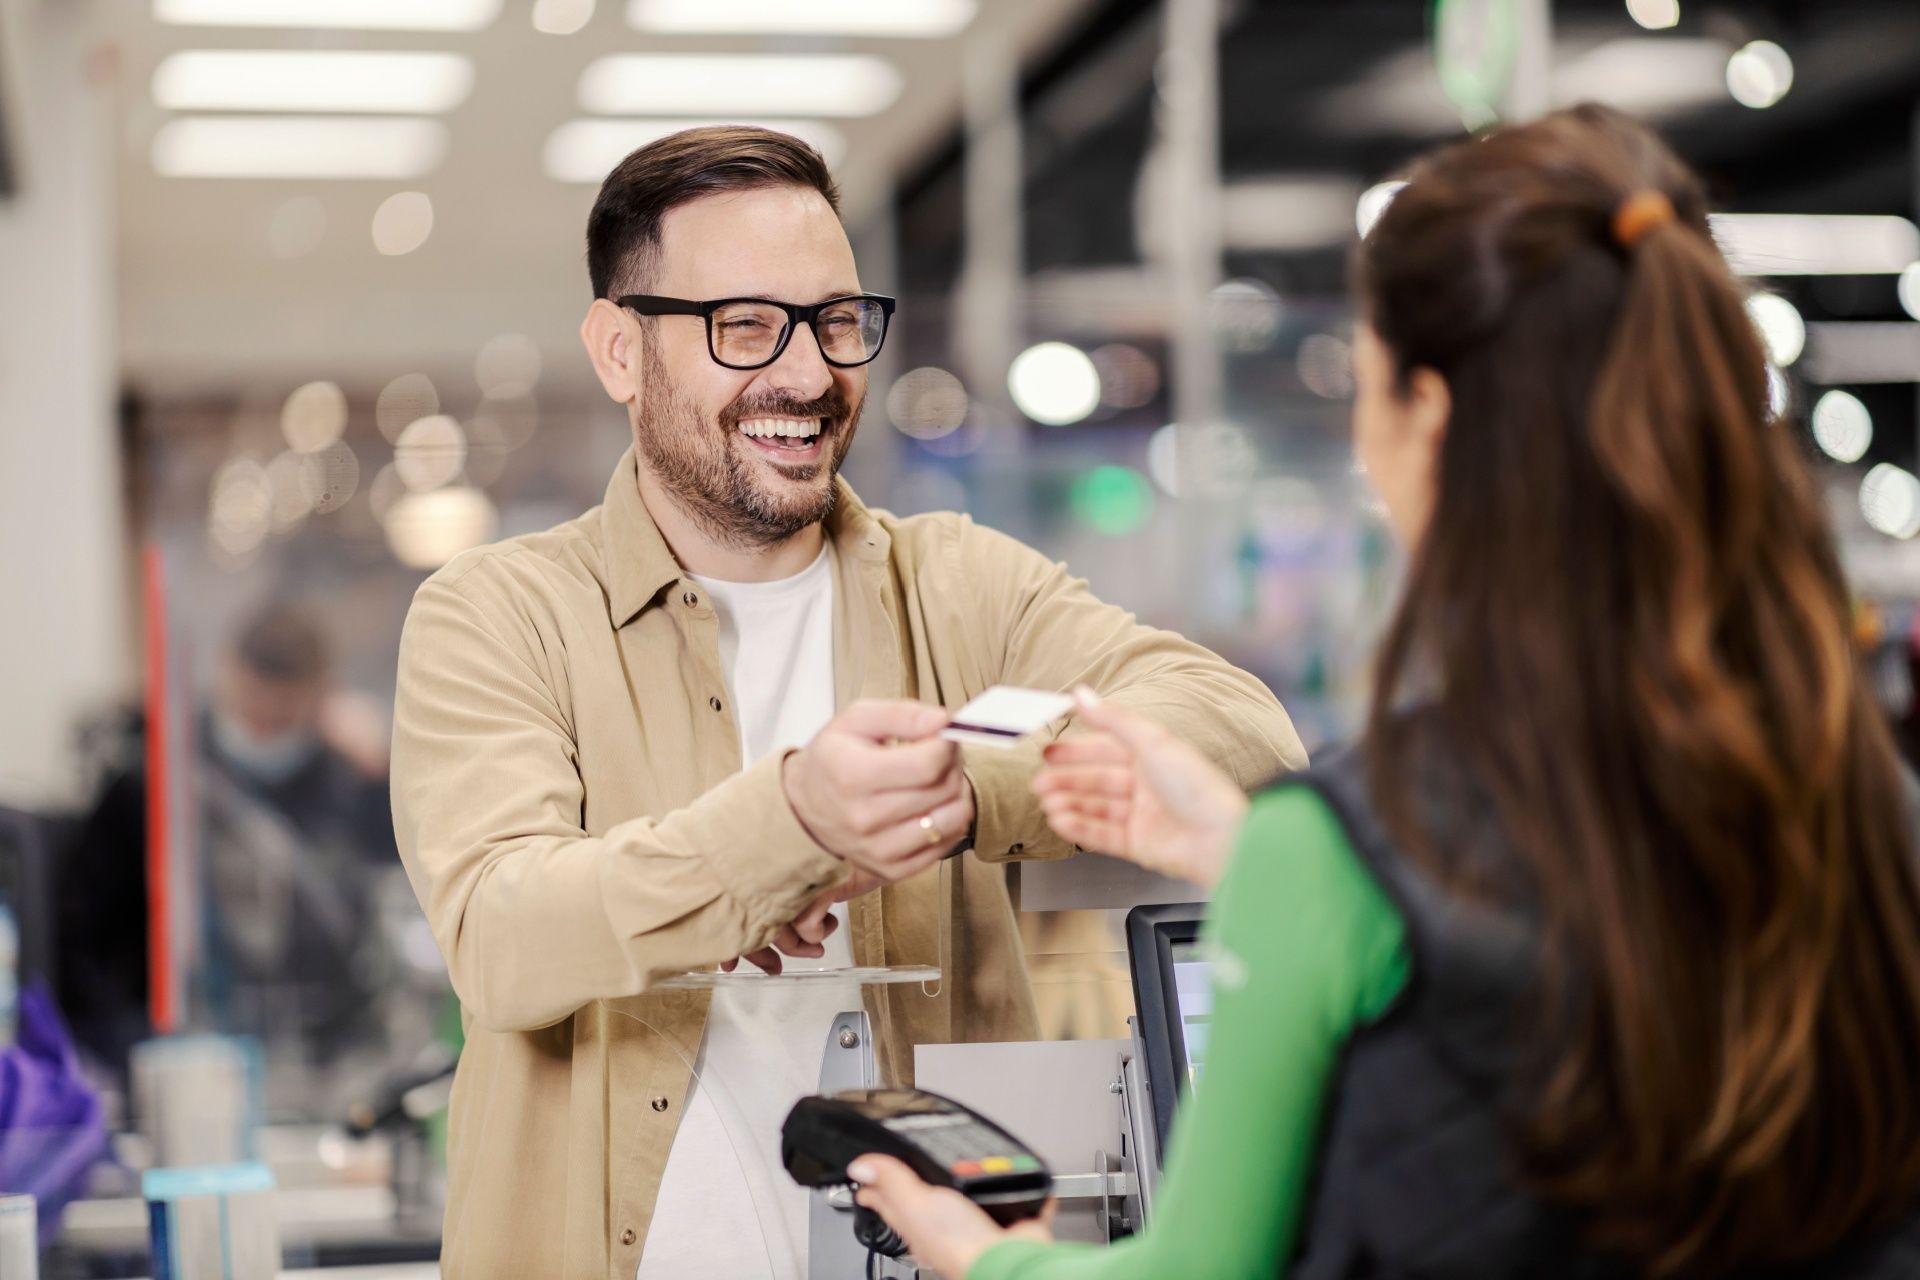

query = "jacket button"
[620,1228,637,1246]
[682,591,698,607]
[709,696,723,713]
[1007,843,1023,856]
[651,1095,669,1113]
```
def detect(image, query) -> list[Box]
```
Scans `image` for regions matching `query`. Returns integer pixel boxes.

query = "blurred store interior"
[2,0,1919,1273]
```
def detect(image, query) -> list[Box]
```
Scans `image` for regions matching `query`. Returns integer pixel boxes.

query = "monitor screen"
[1168,939,1212,1087]
[1125,903,1209,1162]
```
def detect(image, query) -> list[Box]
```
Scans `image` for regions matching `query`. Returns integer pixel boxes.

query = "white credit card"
[940,685,1077,749]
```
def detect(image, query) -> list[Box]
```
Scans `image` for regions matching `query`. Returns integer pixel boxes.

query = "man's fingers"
[855,772,967,836]
[742,947,783,976]
[1031,764,1132,800]
[832,700,952,744]
[846,735,960,792]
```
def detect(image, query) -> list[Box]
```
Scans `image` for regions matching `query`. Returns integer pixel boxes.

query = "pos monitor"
[1124,902,1212,1161]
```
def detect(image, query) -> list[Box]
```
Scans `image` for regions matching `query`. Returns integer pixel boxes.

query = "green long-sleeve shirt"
[970,786,1412,1280]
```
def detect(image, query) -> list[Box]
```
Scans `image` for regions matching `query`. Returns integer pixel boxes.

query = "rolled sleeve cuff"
[962,741,1074,864]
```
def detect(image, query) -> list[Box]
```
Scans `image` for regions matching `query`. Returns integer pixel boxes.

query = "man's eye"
[721,319,770,332]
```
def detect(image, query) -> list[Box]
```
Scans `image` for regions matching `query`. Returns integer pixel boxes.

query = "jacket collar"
[601,445,892,629]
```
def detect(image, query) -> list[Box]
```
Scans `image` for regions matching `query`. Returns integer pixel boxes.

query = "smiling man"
[390,127,1306,1280]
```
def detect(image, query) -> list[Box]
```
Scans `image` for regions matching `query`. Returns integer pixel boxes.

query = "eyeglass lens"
[708,299,887,369]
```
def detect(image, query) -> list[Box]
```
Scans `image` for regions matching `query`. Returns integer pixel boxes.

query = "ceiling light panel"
[154,0,502,31]
[153,51,474,114]
[152,116,448,179]
[1711,214,1920,276]
[578,55,902,118]
[544,118,847,184]
[626,0,975,37]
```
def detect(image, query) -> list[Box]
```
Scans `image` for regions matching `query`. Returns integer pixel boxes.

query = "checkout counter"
[44,854,1205,1279]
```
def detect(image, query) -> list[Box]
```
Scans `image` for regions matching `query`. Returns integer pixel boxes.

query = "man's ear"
[581,298,641,404]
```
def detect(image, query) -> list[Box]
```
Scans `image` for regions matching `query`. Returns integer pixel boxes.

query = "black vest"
[1280,740,1920,1280]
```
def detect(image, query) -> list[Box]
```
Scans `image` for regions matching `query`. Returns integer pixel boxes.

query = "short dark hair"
[233,602,329,685]
[585,125,841,300]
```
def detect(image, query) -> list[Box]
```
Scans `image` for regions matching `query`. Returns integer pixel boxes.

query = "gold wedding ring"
[919,814,944,847]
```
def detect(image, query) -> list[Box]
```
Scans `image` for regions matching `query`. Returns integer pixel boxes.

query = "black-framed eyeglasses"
[617,293,896,371]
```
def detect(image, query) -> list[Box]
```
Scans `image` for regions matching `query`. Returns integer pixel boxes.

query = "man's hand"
[722,870,882,976]
[782,700,976,882]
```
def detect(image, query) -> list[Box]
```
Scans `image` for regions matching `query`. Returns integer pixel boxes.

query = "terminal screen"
[1169,940,1212,1086]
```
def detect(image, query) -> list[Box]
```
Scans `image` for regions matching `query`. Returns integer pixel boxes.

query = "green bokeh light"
[1069,464,1154,536]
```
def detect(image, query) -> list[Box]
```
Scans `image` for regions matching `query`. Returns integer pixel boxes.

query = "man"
[390,126,1305,1279]
[62,603,395,1089]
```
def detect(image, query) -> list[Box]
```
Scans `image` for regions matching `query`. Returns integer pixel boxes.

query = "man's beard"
[634,343,862,550]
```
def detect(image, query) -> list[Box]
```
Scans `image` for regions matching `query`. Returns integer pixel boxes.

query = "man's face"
[632,186,867,547]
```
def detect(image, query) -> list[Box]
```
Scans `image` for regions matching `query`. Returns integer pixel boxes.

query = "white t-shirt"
[638,545,860,1280]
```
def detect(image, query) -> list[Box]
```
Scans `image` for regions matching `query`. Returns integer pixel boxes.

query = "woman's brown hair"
[1357,103,1920,1275]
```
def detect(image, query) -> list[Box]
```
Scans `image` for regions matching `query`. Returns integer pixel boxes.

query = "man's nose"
[761,320,835,402]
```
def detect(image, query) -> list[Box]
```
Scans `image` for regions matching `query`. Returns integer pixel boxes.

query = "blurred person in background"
[390,125,1304,1280]
[58,602,398,1100]
[852,104,1920,1280]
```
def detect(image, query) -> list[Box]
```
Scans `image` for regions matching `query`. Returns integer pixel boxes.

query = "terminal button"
[951,1160,983,1177]
[980,1157,1014,1174]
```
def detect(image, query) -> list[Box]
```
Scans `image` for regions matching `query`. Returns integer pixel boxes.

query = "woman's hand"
[1032,689,1249,889]
[849,1155,1055,1279]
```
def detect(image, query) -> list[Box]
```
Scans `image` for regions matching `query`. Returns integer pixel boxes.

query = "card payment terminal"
[783,1088,1053,1257]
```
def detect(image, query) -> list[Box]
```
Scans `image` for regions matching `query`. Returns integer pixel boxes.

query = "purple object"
[0,983,110,1245]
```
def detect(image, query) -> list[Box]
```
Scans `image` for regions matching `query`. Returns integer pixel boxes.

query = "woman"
[850,105,1920,1279]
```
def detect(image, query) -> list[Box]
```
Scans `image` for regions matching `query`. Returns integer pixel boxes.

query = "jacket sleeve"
[390,568,848,1033]
[952,520,1308,864]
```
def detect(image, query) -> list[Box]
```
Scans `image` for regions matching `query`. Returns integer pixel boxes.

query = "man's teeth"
[739,417,823,440]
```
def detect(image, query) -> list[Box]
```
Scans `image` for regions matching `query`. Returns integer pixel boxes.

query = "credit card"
[940,686,1077,749]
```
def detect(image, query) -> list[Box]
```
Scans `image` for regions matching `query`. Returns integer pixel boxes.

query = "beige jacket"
[390,448,1305,1278]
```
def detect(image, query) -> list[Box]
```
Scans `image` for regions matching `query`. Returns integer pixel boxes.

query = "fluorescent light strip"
[627,0,975,37]
[153,116,448,179]
[1803,323,1920,386]
[1711,213,1920,276]
[153,51,474,114]
[154,0,502,31]
[578,54,901,118]
[544,119,847,184]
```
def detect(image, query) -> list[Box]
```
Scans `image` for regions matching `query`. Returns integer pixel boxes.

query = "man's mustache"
[718,390,855,431]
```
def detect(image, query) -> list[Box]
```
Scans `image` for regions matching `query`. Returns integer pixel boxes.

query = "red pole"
[143,546,174,1035]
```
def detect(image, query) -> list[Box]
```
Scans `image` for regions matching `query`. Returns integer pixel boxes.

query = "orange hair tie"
[1612,190,1676,250]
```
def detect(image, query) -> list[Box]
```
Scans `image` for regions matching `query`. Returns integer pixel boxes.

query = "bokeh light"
[265,451,313,531]
[394,414,467,491]
[532,0,593,34]
[1296,334,1355,399]
[1626,0,1678,30]
[1090,344,1159,409]
[1860,463,1920,539]
[297,440,360,513]
[1146,423,1258,499]
[1811,389,1873,463]
[1008,342,1101,426]
[885,367,969,439]
[1746,292,1804,366]
[208,456,272,556]
[473,394,538,450]
[280,380,348,452]
[1070,465,1155,535]
[1210,278,1283,353]
[1356,181,1406,238]
[1727,40,1792,109]
[372,191,435,256]
[385,486,498,568]
[377,373,439,441]
[1898,262,1920,321]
